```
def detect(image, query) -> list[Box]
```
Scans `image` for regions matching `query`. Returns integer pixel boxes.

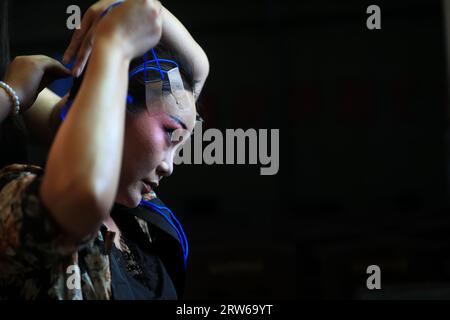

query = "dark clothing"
[0,164,186,300]
[108,205,179,300]
[0,118,28,168]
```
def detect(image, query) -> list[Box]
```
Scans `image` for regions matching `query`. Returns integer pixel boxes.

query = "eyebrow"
[169,115,187,130]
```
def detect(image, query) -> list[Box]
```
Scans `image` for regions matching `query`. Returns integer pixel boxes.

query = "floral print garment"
[0,164,156,300]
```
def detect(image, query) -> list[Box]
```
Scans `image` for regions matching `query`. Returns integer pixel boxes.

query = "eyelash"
[165,127,176,141]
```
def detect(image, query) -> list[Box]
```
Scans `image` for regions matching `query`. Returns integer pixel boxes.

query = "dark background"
[8,0,450,299]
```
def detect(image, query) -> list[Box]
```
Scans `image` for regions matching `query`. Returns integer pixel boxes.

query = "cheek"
[138,119,166,156]
[125,115,167,173]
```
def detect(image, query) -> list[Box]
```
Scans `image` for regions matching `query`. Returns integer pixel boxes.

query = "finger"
[40,59,72,88]
[65,1,125,68]
[38,64,72,93]
[63,8,95,64]
[63,29,84,65]
[100,0,125,18]
[73,46,92,78]
[151,0,162,18]
[33,56,72,76]
[72,27,95,77]
[155,0,162,13]
[72,1,123,69]
[153,2,163,27]
[45,62,72,78]
[40,56,71,77]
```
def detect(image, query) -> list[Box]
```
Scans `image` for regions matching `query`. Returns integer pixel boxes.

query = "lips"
[142,181,152,194]
[142,178,159,193]
[149,181,159,189]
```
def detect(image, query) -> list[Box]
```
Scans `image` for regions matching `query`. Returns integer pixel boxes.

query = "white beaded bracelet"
[0,81,20,116]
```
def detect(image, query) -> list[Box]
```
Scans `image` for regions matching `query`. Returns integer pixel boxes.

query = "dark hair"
[127,43,194,112]
[68,43,195,114]
[0,0,10,79]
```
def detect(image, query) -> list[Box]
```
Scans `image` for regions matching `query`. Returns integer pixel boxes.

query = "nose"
[157,159,173,178]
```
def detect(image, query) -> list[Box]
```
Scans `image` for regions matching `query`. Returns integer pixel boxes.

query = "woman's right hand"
[2,55,70,113]
[80,0,162,75]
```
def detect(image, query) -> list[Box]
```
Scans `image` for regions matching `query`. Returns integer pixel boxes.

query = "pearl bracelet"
[0,81,20,116]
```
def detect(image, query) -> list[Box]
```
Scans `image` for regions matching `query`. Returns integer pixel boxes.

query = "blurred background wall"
[8,0,450,299]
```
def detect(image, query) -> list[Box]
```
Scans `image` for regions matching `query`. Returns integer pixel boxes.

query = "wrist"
[0,86,12,121]
[0,81,21,116]
[0,85,12,108]
[94,29,133,63]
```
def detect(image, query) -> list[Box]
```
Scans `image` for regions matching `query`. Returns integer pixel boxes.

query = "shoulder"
[0,164,44,209]
[0,164,43,187]
[0,164,43,176]
[0,164,44,201]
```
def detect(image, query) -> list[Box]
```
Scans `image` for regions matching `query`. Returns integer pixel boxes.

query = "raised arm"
[63,1,209,100]
[22,89,66,146]
[40,0,163,242]
[160,6,210,100]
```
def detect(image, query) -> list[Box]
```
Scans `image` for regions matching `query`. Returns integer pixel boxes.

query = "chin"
[128,192,142,208]
[117,186,142,208]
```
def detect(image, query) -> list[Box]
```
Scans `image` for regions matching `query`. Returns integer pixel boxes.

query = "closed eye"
[165,127,187,145]
[165,127,176,141]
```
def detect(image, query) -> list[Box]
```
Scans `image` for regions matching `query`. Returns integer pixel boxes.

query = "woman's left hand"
[62,0,125,77]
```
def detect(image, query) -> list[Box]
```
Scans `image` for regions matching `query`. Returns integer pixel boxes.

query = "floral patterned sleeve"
[0,164,95,276]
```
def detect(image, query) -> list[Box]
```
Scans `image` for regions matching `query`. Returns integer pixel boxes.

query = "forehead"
[144,85,196,132]
[141,76,197,128]
[163,91,197,132]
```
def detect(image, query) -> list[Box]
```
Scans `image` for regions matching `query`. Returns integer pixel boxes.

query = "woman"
[0,0,209,300]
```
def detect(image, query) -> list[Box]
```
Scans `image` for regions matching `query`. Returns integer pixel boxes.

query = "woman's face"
[116,90,196,207]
